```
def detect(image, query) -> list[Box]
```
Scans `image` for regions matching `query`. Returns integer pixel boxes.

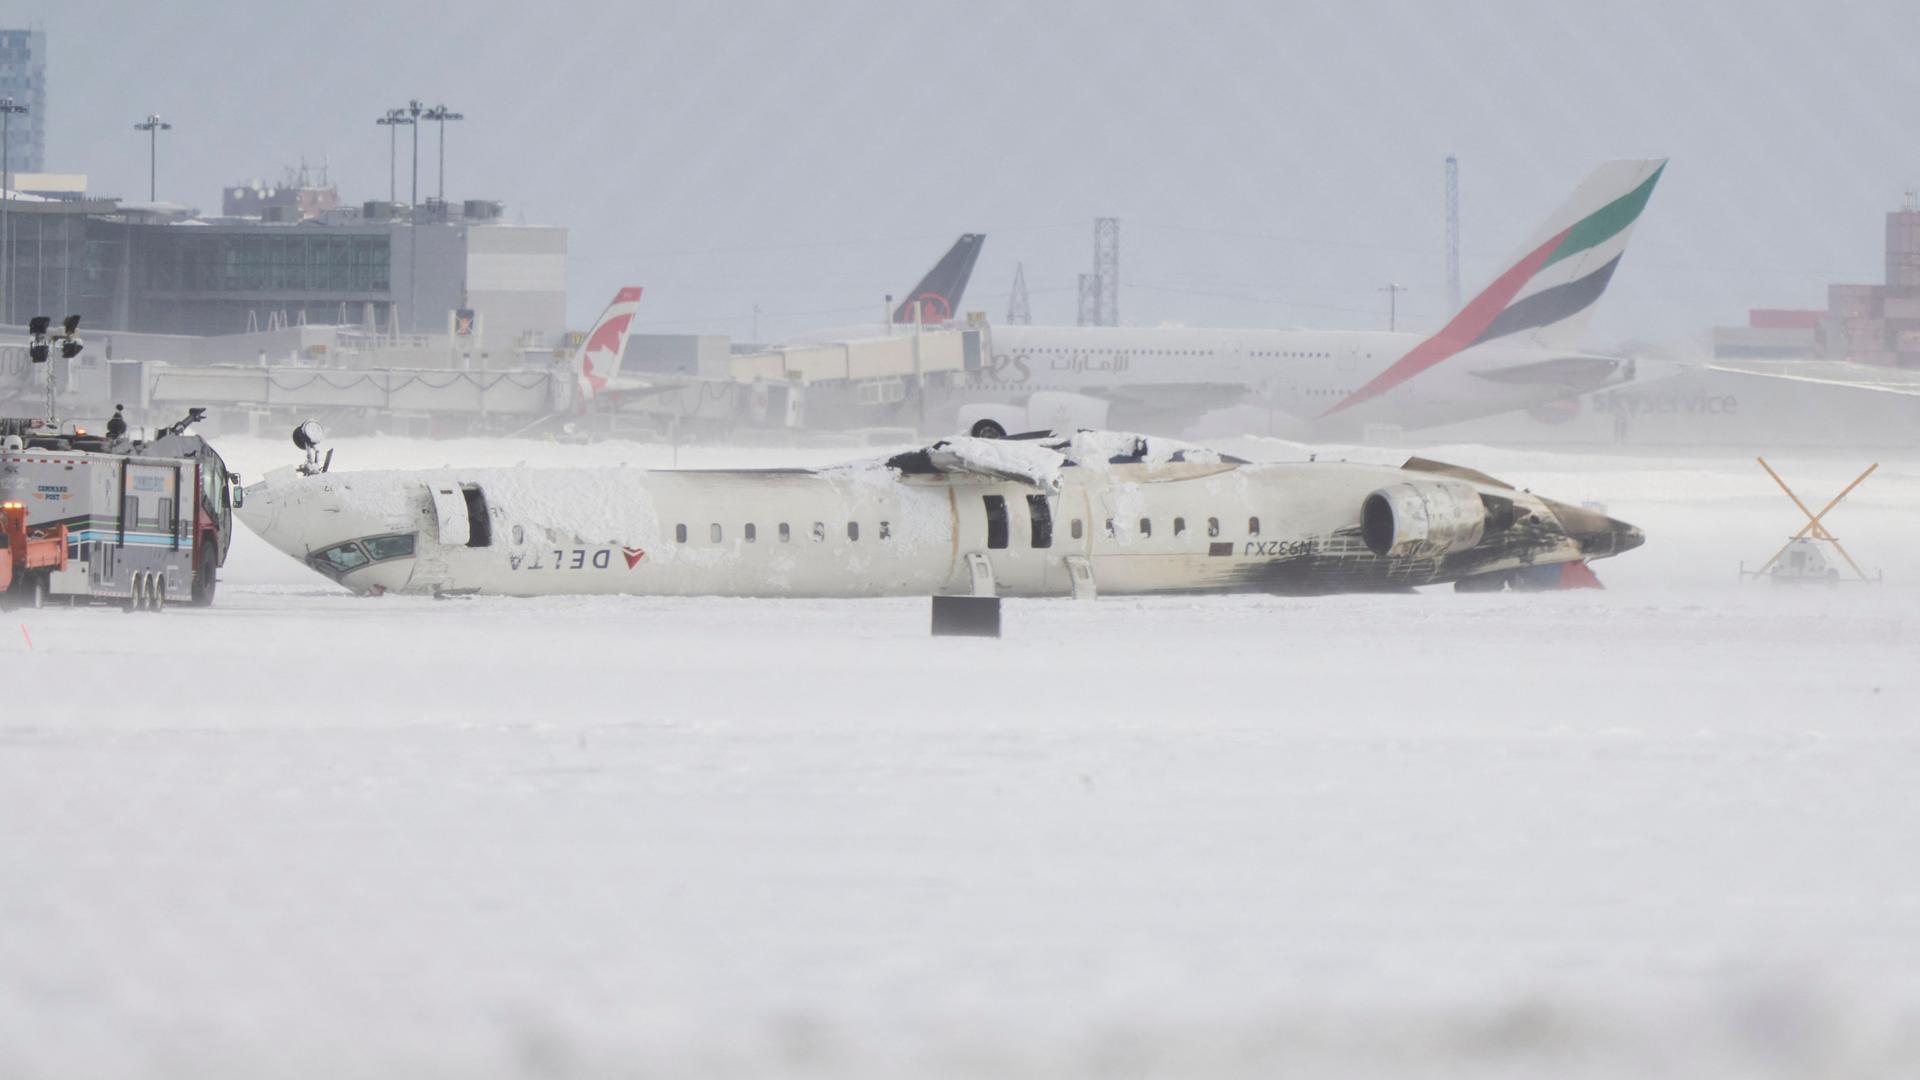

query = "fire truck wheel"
[191,547,217,606]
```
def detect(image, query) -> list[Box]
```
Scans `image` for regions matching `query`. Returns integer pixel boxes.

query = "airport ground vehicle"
[0,411,238,610]
[1,314,236,610]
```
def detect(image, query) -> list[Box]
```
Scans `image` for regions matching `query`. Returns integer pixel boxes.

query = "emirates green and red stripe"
[1324,164,1664,417]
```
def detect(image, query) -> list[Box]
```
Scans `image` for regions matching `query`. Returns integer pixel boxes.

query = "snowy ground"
[3,434,1918,1078]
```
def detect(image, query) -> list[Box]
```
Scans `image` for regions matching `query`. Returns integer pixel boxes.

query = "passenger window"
[983,495,1009,550]
[1105,519,1116,539]
[1071,519,1084,540]
[779,523,791,543]
[847,522,859,541]
[675,524,688,543]
[1173,516,1186,536]
[879,521,891,540]
[811,522,826,542]
[1207,517,1220,538]
[1027,494,1052,548]
[1138,517,1152,538]
[710,523,722,543]
[1248,517,1261,537]
[512,524,525,545]
[745,523,756,542]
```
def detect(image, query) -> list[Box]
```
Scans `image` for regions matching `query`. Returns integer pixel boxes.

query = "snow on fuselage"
[236,434,1643,599]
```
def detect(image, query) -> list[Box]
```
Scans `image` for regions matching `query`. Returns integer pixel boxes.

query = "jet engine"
[1360,480,1488,559]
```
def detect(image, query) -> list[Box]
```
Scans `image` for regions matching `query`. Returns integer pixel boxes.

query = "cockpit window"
[314,541,371,572]
[362,534,416,561]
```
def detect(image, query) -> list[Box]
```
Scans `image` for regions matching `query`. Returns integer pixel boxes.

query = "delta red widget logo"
[622,546,646,568]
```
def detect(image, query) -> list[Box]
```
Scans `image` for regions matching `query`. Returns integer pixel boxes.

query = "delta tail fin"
[1326,159,1665,417]
[575,286,643,400]
[892,234,985,324]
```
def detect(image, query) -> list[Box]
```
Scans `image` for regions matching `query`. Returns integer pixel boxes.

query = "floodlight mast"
[407,99,423,333]
[375,108,414,204]
[134,114,173,201]
[422,104,463,202]
[26,315,83,426]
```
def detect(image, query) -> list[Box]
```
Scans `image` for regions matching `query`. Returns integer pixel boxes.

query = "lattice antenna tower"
[1445,155,1461,313]
[1094,217,1119,326]
[1076,273,1100,327]
[1007,262,1032,325]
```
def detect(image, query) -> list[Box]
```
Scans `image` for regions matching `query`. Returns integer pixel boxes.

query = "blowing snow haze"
[29,0,1920,343]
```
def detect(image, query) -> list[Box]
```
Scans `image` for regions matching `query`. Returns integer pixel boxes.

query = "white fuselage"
[237,439,1640,599]
[969,324,1626,434]
[799,322,1630,436]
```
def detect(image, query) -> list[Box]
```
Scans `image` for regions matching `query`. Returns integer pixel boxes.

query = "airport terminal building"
[2,196,566,356]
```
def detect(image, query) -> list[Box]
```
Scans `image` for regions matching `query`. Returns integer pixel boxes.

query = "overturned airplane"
[237,429,1643,632]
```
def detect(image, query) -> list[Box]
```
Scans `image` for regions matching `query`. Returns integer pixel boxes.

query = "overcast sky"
[16,0,1920,344]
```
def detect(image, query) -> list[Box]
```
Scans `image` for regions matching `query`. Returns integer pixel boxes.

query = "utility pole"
[0,98,25,326]
[134,114,173,201]
[1006,262,1031,325]
[1445,154,1461,312]
[422,104,463,202]
[1093,217,1119,326]
[376,108,412,204]
[1379,282,1406,332]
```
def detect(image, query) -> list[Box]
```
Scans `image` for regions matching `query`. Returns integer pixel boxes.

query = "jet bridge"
[140,364,568,418]
[728,327,982,384]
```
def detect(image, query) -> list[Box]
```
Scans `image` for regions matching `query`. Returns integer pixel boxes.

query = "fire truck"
[0,317,238,610]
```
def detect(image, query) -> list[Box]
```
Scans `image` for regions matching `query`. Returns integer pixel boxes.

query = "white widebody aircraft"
[237,429,1643,633]
[803,160,1667,440]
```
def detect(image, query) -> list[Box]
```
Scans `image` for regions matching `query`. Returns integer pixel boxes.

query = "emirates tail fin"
[1326,160,1665,418]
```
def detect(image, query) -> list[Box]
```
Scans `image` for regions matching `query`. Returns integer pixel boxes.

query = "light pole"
[1378,282,1406,332]
[421,104,462,203]
[406,99,422,333]
[0,97,25,326]
[376,108,413,204]
[134,114,173,201]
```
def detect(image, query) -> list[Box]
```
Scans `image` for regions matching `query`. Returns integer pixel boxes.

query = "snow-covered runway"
[2,437,1916,1077]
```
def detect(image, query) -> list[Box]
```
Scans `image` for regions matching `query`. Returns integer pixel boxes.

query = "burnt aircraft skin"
[237,431,1643,600]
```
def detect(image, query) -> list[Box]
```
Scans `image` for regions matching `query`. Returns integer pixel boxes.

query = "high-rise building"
[0,28,46,174]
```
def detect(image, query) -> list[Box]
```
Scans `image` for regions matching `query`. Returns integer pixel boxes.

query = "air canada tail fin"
[892,234,985,324]
[575,286,643,400]
[1325,159,1665,417]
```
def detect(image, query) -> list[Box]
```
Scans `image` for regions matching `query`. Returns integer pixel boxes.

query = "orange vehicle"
[0,501,68,606]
